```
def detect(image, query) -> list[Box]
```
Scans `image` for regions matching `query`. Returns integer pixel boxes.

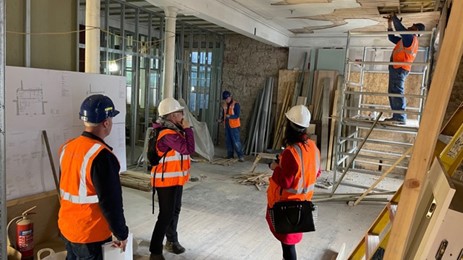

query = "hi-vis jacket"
[58,135,115,243]
[151,129,191,187]
[392,36,418,71]
[267,140,320,208]
[223,100,241,128]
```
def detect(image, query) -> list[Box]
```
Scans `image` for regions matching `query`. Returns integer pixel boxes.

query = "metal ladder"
[331,29,434,192]
[348,102,463,259]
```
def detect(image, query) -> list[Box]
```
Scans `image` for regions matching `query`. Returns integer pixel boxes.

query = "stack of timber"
[272,70,299,150]
[120,171,151,192]
[271,68,340,171]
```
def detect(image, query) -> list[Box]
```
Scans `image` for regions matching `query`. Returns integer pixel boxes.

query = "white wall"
[5,67,127,200]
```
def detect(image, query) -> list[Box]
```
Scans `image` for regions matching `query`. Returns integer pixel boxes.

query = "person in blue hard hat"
[383,13,425,125]
[219,90,244,162]
[58,94,129,260]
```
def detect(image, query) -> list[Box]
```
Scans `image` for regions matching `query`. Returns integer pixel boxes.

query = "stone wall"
[220,34,288,153]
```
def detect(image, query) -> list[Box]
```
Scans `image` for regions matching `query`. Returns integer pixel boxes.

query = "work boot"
[150,254,165,260]
[165,241,186,254]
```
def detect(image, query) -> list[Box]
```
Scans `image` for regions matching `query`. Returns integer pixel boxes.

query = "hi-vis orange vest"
[58,136,115,243]
[151,129,191,187]
[392,36,419,71]
[267,140,320,208]
[224,100,241,128]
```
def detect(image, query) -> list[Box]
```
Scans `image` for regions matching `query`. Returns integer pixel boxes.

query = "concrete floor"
[123,148,403,260]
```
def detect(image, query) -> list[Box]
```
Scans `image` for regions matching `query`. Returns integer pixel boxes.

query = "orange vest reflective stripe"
[58,136,114,243]
[392,36,418,71]
[267,140,320,208]
[224,100,241,128]
[151,129,191,187]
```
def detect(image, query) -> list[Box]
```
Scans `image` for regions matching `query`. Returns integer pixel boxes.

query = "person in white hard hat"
[149,97,195,260]
[265,105,321,260]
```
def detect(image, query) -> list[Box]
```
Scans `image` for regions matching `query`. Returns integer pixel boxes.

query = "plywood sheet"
[312,70,338,120]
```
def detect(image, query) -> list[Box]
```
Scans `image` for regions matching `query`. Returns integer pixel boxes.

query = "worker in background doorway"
[220,90,245,162]
[266,105,321,260]
[58,94,129,260]
[149,97,195,260]
[384,13,425,125]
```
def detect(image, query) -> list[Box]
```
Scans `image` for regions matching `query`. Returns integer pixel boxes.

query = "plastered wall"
[6,0,77,71]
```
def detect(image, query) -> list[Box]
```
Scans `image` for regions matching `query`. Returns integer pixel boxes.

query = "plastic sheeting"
[179,98,215,161]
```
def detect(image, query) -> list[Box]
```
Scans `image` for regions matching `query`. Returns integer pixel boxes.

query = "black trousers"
[281,242,297,260]
[149,185,183,254]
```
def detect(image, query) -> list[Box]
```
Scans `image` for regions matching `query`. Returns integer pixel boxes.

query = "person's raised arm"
[393,15,413,47]
[386,14,401,44]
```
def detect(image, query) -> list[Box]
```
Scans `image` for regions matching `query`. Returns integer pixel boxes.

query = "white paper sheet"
[102,233,133,260]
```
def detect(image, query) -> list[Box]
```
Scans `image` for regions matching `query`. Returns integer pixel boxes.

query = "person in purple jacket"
[149,97,195,260]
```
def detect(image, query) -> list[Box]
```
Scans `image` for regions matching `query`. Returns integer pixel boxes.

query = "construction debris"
[234,172,271,190]
[315,178,333,189]
[210,158,238,166]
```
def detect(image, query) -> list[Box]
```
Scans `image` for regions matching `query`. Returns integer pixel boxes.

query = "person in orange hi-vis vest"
[383,13,425,125]
[149,97,195,260]
[58,94,129,260]
[219,90,244,161]
[266,105,321,260]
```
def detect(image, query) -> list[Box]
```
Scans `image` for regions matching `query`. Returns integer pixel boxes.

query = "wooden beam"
[384,1,463,258]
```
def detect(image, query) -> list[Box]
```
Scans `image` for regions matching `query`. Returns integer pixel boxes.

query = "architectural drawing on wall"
[6,66,127,200]
[86,84,105,95]
[13,81,47,116]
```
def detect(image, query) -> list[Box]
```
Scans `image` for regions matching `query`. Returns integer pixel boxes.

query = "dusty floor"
[123,148,403,260]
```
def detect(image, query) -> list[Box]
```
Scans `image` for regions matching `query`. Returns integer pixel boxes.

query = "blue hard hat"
[222,91,231,100]
[79,94,120,123]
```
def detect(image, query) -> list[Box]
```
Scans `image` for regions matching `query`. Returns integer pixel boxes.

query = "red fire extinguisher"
[7,206,37,259]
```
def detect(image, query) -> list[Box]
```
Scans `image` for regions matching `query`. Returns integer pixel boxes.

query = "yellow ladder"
[349,103,463,259]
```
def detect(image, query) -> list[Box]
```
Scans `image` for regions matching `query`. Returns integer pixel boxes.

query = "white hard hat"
[158,97,184,116]
[285,105,311,128]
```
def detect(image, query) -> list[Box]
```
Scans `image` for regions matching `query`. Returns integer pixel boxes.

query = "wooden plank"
[326,76,341,171]
[384,0,463,258]
[296,96,307,105]
[354,147,413,206]
[312,70,338,120]
[276,70,298,118]
[320,78,330,170]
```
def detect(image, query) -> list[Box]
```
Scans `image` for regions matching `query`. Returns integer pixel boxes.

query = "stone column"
[85,0,100,73]
[162,6,178,98]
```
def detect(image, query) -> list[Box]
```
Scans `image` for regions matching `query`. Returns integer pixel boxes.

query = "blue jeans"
[63,235,111,260]
[225,125,244,158]
[388,66,409,121]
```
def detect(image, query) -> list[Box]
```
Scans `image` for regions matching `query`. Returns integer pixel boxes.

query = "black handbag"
[269,200,316,234]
